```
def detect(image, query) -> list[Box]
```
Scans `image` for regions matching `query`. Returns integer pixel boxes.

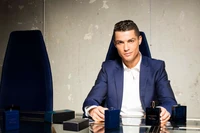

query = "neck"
[123,52,141,69]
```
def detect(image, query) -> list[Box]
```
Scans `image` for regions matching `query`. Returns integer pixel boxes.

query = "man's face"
[114,30,142,65]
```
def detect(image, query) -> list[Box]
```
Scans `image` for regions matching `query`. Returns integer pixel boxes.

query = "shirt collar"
[123,52,142,72]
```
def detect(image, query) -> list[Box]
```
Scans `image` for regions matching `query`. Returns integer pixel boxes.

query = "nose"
[124,42,129,51]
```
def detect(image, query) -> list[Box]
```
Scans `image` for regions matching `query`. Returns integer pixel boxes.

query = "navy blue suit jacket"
[83,56,177,115]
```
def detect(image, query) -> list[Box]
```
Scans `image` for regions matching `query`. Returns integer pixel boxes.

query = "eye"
[128,39,134,43]
[115,41,124,45]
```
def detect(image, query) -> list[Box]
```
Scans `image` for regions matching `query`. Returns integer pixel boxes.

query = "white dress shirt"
[120,53,144,117]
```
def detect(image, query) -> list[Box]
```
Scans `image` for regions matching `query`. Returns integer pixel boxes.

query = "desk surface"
[52,116,200,133]
[1,116,200,133]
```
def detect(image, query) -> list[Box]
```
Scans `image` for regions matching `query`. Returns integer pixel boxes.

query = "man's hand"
[160,107,170,127]
[89,106,108,122]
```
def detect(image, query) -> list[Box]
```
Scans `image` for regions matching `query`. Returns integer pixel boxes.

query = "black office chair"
[0,30,53,112]
[105,31,151,60]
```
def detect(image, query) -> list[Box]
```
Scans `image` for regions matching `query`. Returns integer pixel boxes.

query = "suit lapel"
[114,60,124,109]
[140,56,149,110]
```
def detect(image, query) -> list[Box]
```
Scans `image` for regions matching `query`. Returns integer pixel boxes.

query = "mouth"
[124,52,131,57]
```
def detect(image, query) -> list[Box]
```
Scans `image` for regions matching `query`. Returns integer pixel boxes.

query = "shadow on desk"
[0,121,53,133]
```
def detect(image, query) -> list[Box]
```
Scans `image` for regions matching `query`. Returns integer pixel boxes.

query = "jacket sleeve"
[82,62,108,116]
[155,61,177,114]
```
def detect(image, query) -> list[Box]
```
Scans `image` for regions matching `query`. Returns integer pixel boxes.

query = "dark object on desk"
[63,118,89,131]
[171,104,187,124]
[3,110,19,131]
[5,105,20,111]
[1,121,52,133]
[3,105,20,131]
[105,109,120,129]
[0,30,53,112]
[45,109,75,124]
[145,101,161,126]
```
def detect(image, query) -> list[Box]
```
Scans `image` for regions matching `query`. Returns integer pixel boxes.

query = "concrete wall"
[0,0,200,117]
[0,0,44,77]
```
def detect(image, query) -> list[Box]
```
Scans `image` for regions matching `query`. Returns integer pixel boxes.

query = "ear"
[139,35,142,45]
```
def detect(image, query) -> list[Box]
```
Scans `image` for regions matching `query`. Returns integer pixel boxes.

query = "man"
[82,20,177,125]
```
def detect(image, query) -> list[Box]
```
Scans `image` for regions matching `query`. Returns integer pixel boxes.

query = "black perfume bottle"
[145,101,161,126]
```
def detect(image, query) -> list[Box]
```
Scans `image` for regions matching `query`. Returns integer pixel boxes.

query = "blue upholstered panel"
[105,31,151,61]
[0,30,53,111]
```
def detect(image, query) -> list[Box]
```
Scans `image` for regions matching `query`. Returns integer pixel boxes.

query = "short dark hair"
[114,20,140,37]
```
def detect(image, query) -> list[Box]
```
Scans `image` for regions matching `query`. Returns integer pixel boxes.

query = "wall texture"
[0,0,200,117]
[0,0,44,78]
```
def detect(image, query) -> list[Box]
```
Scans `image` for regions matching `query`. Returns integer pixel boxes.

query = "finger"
[99,107,108,114]
[161,112,170,123]
[97,112,105,120]
[96,107,108,120]
[90,108,104,121]
[93,114,104,122]
[94,112,104,121]
[160,107,166,117]
[96,107,106,120]
[90,106,109,122]
[161,115,170,124]
[160,107,170,122]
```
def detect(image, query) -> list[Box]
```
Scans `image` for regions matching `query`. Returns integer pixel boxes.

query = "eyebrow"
[115,38,135,42]
[128,38,135,40]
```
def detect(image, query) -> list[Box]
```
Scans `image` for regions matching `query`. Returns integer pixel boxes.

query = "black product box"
[171,104,187,124]
[105,109,120,129]
[3,110,19,131]
[45,109,75,124]
[63,118,89,131]
[2,105,20,131]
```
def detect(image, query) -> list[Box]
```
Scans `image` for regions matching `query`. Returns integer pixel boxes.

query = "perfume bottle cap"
[151,101,155,108]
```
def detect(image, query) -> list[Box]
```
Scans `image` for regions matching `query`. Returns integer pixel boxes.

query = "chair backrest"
[105,31,151,61]
[0,30,53,111]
